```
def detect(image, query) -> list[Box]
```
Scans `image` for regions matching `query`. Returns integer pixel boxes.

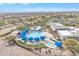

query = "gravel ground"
[0,39,77,56]
[0,25,16,36]
[0,39,37,56]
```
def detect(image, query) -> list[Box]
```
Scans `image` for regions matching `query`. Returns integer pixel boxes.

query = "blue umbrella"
[28,37,33,41]
[20,35,24,37]
[55,41,62,47]
[34,37,39,41]
[23,29,29,33]
[21,36,27,41]
[40,36,45,40]
[20,32,26,38]
[20,31,26,35]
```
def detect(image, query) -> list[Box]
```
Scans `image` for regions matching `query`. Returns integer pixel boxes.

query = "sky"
[0,3,79,12]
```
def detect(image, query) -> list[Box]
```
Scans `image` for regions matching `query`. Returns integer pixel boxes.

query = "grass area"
[16,40,47,49]
[62,39,79,53]
[73,44,79,52]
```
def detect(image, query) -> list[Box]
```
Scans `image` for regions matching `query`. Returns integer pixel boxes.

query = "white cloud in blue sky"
[21,7,79,12]
[0,3,79,12]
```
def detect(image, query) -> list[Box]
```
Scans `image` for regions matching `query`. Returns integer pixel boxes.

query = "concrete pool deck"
[44,39,56,48]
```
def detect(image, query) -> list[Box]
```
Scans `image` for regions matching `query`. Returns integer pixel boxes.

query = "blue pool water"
[27,31,42,38]
[20,30,45,41]
[46,42,53,46]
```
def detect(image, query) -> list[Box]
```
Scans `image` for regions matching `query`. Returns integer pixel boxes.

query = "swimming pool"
[27,31,42,37]
[20,30,45,41]
[45,41,62,48]
[46,42,54,46]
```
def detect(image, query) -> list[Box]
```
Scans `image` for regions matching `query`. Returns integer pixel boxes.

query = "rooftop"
[49,23,68,30]
[57,30,72,36]
[57,28,79,38]
[68,27,79,34]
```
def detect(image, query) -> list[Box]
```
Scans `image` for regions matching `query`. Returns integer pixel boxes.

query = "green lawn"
[16,40,47,49]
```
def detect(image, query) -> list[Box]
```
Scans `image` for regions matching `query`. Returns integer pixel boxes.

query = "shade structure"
[20,33,26,38]
[40,36,45,40]
[20,29,29,36]
[21,36,27,41]
[20,35,24,38]
[28,37,33,41]
[55,41,62,47]
[20,31,26,35]
[34,37,39,41]
[20,31,26,38]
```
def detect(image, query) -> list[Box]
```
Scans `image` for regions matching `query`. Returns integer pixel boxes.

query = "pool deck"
[44,39,56,48]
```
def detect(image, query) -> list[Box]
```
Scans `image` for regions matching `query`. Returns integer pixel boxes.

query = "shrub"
[16,24,25,31]
[4,35,16,45]
[63,39,78,49]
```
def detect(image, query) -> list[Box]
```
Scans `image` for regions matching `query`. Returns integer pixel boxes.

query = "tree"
[8,20,16,24]
[0,21,6,26]
[16,24,25,31]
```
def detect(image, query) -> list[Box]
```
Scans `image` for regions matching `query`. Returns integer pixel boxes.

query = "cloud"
[0,3,31,6]
[0,3,79,12]
[24,7,79,12]
[20,3,31,5]
[0,3,15,6]
[0,3,5,6]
